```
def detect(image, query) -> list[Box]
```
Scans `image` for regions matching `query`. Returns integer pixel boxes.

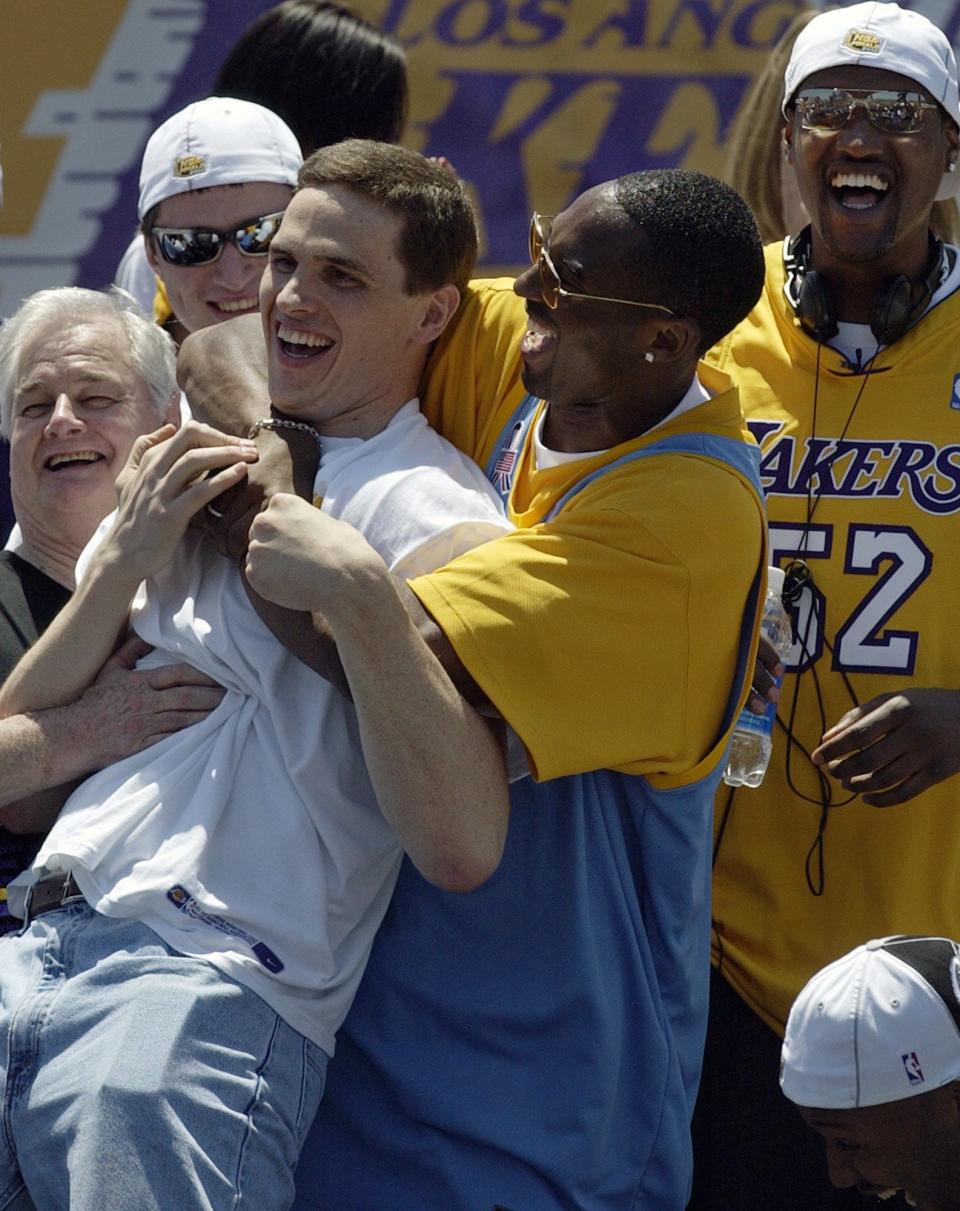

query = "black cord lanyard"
[714,340,879,900]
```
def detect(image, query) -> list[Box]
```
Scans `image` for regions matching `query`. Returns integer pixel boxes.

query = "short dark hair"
[213,1,408,156]
[298,140,478,294]
[613,170,764,351]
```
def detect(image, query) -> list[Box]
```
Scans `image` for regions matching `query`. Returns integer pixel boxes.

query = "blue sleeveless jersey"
[296,407,764,1211]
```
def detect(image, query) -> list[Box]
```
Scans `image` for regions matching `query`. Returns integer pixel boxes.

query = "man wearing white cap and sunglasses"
[782,936,960,1211]
[136,96,301,340]
[693,4,960,1208]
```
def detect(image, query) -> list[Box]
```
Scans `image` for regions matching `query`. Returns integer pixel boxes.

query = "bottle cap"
[767,566,786,595]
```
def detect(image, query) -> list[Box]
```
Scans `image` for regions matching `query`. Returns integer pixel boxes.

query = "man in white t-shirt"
[0,141,511,1211]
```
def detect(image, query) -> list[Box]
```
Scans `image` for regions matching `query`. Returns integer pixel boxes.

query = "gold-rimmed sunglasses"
[529,212,675,313]
[793,88,939,135]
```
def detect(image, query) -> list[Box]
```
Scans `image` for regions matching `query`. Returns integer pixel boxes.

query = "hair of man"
[213,0,409,157]
[612,169,766,351]
[297,139,478,295]
[0,287,177,439]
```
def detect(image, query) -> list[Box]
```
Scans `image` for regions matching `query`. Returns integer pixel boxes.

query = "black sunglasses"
[150,210,286,267]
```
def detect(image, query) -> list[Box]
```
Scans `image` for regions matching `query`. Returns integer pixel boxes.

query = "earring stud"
[644,351,655,363]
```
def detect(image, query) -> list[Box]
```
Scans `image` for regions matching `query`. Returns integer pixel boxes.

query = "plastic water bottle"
[723,567,792,788]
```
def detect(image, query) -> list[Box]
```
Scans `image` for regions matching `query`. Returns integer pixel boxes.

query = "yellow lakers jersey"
[706,241,960,1033]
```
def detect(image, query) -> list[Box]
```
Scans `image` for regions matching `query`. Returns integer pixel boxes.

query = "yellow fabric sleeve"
[411,448,764,783]
[419,278,528,464]
[153,275,173,326]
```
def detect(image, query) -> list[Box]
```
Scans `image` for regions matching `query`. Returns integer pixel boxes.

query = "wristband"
[248,417,323,451]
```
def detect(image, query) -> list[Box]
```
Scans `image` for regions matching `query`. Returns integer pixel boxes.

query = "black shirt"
[0,550,71,931]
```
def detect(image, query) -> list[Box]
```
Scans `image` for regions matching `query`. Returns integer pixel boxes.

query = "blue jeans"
[0,902,326,1211]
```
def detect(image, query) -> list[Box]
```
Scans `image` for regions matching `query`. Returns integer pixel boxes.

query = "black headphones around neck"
[785,227,944,347]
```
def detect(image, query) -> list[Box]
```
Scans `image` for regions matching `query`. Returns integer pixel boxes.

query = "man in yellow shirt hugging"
[183,160,767,1210]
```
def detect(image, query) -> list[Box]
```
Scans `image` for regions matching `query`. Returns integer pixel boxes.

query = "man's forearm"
[0,544,137,718]
[243,496,507,888]
[242,574,350,697]
[0,710,87,830]
[325,567,507,892]
[245,569,489,709]
[178,314,268,435]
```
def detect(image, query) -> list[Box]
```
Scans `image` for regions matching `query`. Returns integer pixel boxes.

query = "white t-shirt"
[10,400,511,1053]
[113,232,159,317]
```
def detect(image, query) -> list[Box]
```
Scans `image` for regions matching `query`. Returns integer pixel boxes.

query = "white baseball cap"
[138,97,302,219]
[781,936,960,1109]
[782,2,960,201]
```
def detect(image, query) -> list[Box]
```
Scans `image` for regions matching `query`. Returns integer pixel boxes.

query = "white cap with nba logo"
[780,935,960,1108]
[781,1,960,201]
[137,96,302,219]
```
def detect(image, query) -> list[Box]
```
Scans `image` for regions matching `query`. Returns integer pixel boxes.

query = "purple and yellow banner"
[6,0,959,532]
[1,0,829,316]
[6,0,960,305]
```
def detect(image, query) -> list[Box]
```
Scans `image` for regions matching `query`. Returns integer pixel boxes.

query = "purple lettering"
[757,434,796,496]
[420,72,748,263]
[833,440,893,497]
[503,0,568,47]
[657,0,739,49]
[380,0,428,46]
[730,1,808,50]
[874,441,936,500]
[933,446,960,507]
[582,0,648,48]
[436,0,507,46]
[747,418,783,446]
[794,437,845,496]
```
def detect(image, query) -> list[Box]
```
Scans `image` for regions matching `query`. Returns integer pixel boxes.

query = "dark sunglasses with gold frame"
[528,212,676,314]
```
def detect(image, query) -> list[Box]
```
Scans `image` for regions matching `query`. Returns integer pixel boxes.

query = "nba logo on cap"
[902,1052,925,1085]
[174,154,206,178]
[951,374,960,408]
[842,28,884,54]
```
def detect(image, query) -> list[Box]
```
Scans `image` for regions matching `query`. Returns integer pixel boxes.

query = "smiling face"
[146,181,293,333]
[9,316,167,553]
[513,184,671,422]
[517,187,632,405]
[784,66,958,272]
[800,1088,960,1210]
[259,185,453,437]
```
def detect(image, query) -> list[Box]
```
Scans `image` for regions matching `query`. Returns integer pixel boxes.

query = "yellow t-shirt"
[706,241,960,1032]
[414,291,766,784]
[154,275,173,326]
[419,277,528,467]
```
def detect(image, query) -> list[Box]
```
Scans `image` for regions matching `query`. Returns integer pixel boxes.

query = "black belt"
[24,871,85,921]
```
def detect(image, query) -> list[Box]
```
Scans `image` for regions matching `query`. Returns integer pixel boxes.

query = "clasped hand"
[245,493,382,621]
[109,422,258,582]
[83,634,226,762]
